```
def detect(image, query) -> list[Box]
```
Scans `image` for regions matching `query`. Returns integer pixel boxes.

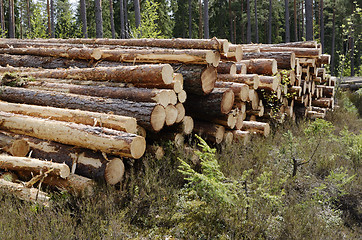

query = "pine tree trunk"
[188,0,192,38]
[254,0,258,43]
[8,0,15,38]
[0,0,5,34]
[80,0,88,38]
[301,0,304,39]
[320,0,324,52]
[134,0,141,34]
[120,0,124,38]
[95,0,103,38]
[241,0,244,43]
[47,0,51,37]
[203,0,209,38]
[229,0,233,43]
[109,0,115,38]
[285,0,290,42]
[124,0,128,38]
[268,0,272,44]
[247,0,251,43]
[330,2,335,74]
[305,0,313,40]
[198,0,203,38]
[294,0,297,41]
[50,0,55,38]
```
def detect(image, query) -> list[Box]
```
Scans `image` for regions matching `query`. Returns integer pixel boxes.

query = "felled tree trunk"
[241,121,271,137]
[0,87,165,132]
[217,62,236,74]
[0,111,146,159]
[214,81,249,101]
[0,154,70,178]
[0,132,29,157]
[242,52,295,69]
[0,101,137,134]
[218,74,260,89]
[193,121,225,144]
[258,76,280,91]
[239,59,278,75]
[173,64,217,95]
[42,174,95,196]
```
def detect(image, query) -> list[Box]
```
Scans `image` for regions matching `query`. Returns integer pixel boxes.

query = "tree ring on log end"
[105,158,125,185]
[201,66,217,95]
[130,136,146,159]
[213,52,221,67]
[221,90,235,114]
[165,105,178,126]
[162,64,174,84]
[10,139,30,157]
[150,105,166,132]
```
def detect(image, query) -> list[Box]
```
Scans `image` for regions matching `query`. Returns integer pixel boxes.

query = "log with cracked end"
[0,132,30,157]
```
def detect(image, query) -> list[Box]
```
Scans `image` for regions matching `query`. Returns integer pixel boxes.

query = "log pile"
[0,38,334,203]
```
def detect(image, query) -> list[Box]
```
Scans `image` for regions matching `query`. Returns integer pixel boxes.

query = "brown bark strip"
[214,81,249,101]
[239,59,278,75]
[217,62,236,74]
[258,76,279,91]
[242,52,295,69]
[218,74,260,90]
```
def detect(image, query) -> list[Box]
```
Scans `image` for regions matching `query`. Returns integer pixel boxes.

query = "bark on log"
[222,44,242,62]
[24,81,173,107]
[0,179,49,206]
[173,64,217,95]
[243,41,318,48]
[0,47,221,66]
[243,46,321,58]
[0,100,137,134]
[307,110,325,119]
[193,121,225,144]
[258,76,279,91]
[146,145,165,160]
[166,116,194,135]
[241,121,271,137]
[317,85,334,98]
[235,112,244,130]
[0,132,29,157]
[235,63,247,74]
[184,88,234,117]
[147,132,185,148]
[210,113,236,129]
[0,154,70,178]
[217,62,236,74]
[0,111,146,159]
[42,174,95,196]
[242,52,295,69]
[312,98,334,108]
[239,59,278,75]
[214,81,249,101]
[0,87,165,132]
[21,64,174,85]
[12,38,230,53]
[289,86,302,97]
[316,54,330,66]
[218,74,260,89]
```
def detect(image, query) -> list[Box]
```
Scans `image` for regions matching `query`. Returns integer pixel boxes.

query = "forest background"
[0,0,360,77]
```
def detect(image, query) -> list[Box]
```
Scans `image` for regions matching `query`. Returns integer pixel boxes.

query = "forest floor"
[0,90,361,240]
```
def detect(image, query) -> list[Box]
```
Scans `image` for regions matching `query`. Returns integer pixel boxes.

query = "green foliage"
[27,2,48,39]
[131,0,162,38]
[55,0,82,38]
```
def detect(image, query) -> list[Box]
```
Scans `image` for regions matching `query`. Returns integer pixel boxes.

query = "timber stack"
[0,38,333,204]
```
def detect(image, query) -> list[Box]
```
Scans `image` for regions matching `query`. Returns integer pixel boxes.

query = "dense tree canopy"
[0,0,360,76]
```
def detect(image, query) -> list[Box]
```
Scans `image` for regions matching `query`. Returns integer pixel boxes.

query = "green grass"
[0,94,361,240]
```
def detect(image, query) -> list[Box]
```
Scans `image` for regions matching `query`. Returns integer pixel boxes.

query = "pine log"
[0,47,221,66]
[242,52,295,69]
[0,66,43,73]
[218,74,260,90]
[312,98,334,108]
[0,171,18,182]
[24,81,173,107]
[232,130,250,144]
[0,111,146,159]
[147,132,185,148]
[258,76,280,91]
[146,145,165,160]
[177,90,187,103]
[173,64,217,95]
[222,44,242,62]
[249,89,260,110]
[234,101,246,113]
[166,116,194,135]
[289,86,302,97]
[317,85,334,98]
[316,54,331,66]
[241,121,271,137]
[307,110,325,119]
[214,81,249,101]
[210,113,236,129]
[243,41,318,48]
[0,179,49,206]
[21,64,173,84]
[42,174,95,196]
[193,121,225,144]
[243,46,321,58]
[217,62,236,74]
[16,38,230,53]
[175,103,185,123]
[299,57,316,68]
[0,154,70,178]
[0,101,137,134]
[311,106,327,114]
[165,104,178,126]
[0,132,29,157]
[239,59,278,75]
[235,112,244,130]
[235,63,247,74]
[0,87,165,131]
[184,88,234,117]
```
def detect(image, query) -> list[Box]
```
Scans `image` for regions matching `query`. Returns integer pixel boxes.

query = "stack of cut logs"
[0,38,333,204]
